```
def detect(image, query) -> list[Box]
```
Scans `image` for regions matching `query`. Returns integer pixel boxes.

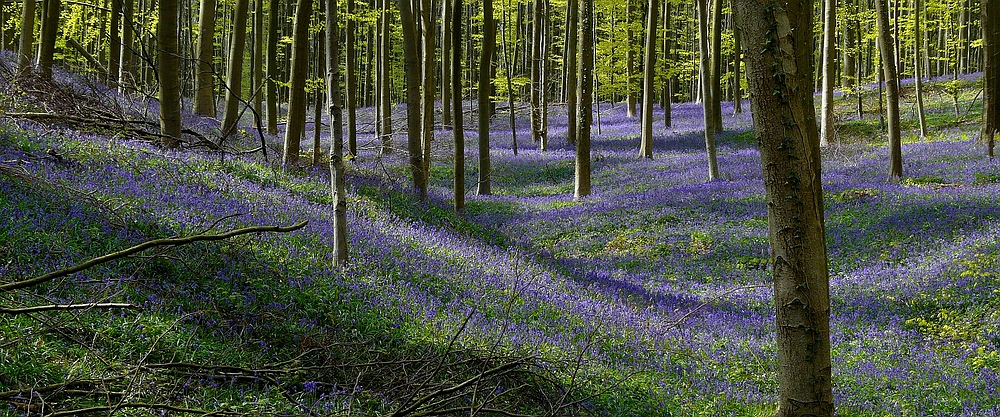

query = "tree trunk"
[625,0,637,117]
[697,0,719,181]
[732,1,834,416]
[17,0,36,74]
[441,0,452,127]
[639,0,657,158]
[662,0,671,126]
[478,0,495,195]
[222,0,251,137]
[914,0,928,140]
[501,7,518,156]
[819,0,836,147]
[983,0,999,158]
[565,0,578,144]
[709,0,723,131]
[379,0,393,154]
[399,0,427,198]
[266,0,280,135]
[194,0,217,116]
[37,0,60,79]
[875,0,903,179]
[253,0,264,118]
[326,0,348,266]
[731,0,742,115]
[420,0,435,197]
[346,0,357,157]
[452,0,465,213]
[281,0,313,166]
[159,0,182,148]
[574,0,592,199]
[541,0,549,150]
[119,0,134,91]
[843,0,856,88]
[530,0,543,145]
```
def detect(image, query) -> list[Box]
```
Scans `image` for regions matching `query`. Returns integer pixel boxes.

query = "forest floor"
[2,58,1000,416]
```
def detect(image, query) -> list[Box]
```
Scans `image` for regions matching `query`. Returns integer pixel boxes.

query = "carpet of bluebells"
[3,58,1000,415]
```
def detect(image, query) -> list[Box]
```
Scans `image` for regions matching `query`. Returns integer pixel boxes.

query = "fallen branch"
[0,303,140,315]
[0,221,308,293]
[42,402,244,417]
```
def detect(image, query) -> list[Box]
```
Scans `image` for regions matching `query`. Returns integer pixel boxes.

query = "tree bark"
[662,0,671,126]
[731,0,742,115]
[914,0,928,140]
[118,0,133,91]
[399,0,427,198]
[625,0,637,117]
[452,0,465,213]
[379,0,393,154]
[325,0,348,266]
[222,0,251,137]
[875,0,903,179]
[574,0,592,199]
[639,0,657,158]
[37,0,60,79]
[266,0,280,135]
[697,0,719,181]
[420,0,435,197]
[441,0,452,127]
[159,0,182,148]
[983,0,999,157]
[709,0,723,132]
[478,0,496,195]
[253,0,264,117]
[732,1,834,416]
[346,0,358,157]
[531,0,543,145]
[565,0,578,144]
[194,0,217,116]
[843,0,856,89]
[819,0,836,147]
[17,0,36,74]
[281,0,314,166]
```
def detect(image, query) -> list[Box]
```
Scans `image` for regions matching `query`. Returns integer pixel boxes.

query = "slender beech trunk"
[379,0,393,154]
[709,0,722,131]
[819,0,837,147]
[159,0,182,148]
[574,0,592,199]
[266,0,280,134]
[844,0,856,89]
[325,0,348,266]
[565,0,579,145]
[420,0,435,195]
[452,0,465,213]
[346,0,358,156]
[222,0,251,137]
[914,0,928,140]
[875,0,903,179]
[983,0,999,157]
[662,0,671,126]
[399,0,427,198]
[501,8,518,155]
[697,0,719,181]
[530,0,543,144]
[478,0,496,195]
[17,0,36,73]
[733,1,834,415]
[625,0,637,117]
[195,0,217,116]
[540,0,550,150]
[731,0,741,114]
[639,0,657,158]
[253,0,264,117]
[37,0,60,79]
[281,0,313,166]
[119,0,133,90]
[441,0,452,127]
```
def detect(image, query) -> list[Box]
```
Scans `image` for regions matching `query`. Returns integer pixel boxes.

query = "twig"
[0,303,140,315]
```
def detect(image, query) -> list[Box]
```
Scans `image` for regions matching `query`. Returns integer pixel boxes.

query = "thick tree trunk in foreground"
[697,0,719,181]
[37,0,60,79]
[159,0,182,148]
[983,0,1000,157]
[17,0,36,74]
[819,0,837,147]
[222,0,251,136]
[281,0,314,166]
[574,0,592,199]
[875,0,903,179]
[478,0,496,195]
[326,0,348,266]
[732,1,834,416]
[399,0,427,198]
[194,0,217,116]
[639,0,657,158]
